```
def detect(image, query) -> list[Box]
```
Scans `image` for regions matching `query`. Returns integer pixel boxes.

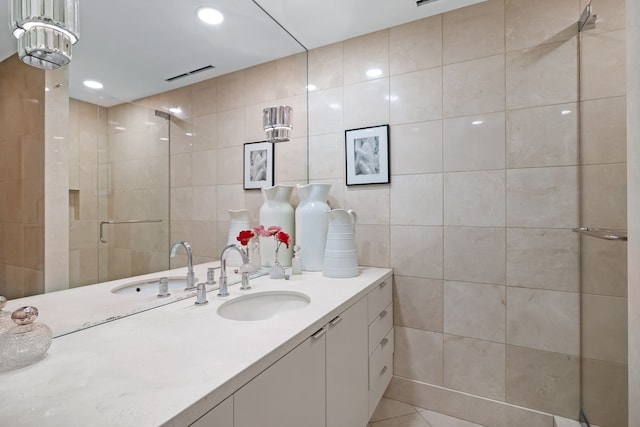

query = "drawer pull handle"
[379,310,388,319]
[329,315,343,326]
[380,365,388,376]
[312,327,327,339]
[380,337,389,348]
[379,281,388,288]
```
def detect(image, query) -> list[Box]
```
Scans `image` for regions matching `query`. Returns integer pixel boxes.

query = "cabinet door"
[190,395,233,427]
[326,297,369,427]
[234,332,326,427]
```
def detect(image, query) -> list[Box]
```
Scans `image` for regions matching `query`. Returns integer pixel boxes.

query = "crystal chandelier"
[9,0,79,69]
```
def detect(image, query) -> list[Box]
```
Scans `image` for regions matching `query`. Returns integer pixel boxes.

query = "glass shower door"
[577,2,628,426]
[97,103,171,283]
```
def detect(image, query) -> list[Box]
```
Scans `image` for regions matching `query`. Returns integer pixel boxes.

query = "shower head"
[416,0,441,6]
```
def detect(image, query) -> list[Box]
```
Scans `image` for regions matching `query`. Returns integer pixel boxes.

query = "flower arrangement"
[236,225,291,278]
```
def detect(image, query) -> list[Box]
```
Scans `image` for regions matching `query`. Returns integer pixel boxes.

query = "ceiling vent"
[165,65,215,82]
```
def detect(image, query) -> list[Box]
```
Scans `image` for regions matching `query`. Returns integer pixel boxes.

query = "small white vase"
[226,209,250,266]
[259,185,294,266]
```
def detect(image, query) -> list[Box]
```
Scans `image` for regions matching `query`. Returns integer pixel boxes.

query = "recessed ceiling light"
[197,7,224,25]
[472,120,484,125]
[83,80,103,89]
[307,84,318,91]
[366,68,383,78]
[169,107,182,114]
[561,109,572,115]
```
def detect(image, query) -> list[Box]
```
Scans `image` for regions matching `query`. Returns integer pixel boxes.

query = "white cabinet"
[191,274,393,427]
[326,296,368,427]
[190,396,233,427]
[234,330,326,427]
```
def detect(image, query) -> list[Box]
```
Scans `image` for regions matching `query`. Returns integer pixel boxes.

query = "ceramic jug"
[226,209,250,266]
[322,209,359,278]
[259,185,294,266]
[295,183,331,271]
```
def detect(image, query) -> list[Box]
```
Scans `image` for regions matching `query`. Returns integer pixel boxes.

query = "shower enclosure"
[68,100,170,286]
[575,2,628,426]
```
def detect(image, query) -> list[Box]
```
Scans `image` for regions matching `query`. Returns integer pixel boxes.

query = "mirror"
[0,0,308,301]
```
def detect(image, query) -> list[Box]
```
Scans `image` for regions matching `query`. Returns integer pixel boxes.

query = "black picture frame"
[243,141,274,190]
[345,124,390,186]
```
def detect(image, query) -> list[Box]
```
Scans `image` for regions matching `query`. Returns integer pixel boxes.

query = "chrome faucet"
[218,244,250,297]
[170,241,197,290]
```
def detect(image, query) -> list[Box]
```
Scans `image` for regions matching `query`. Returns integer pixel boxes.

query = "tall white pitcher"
[322,209,359,278]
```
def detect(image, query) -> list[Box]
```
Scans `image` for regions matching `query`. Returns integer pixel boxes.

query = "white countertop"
[0,266,392,427]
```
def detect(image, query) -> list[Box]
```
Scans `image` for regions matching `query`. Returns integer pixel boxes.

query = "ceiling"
[0,0,484,107]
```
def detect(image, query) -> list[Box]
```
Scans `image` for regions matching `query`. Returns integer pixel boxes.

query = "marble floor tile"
[369,398,488,427]
[417,408,487,427]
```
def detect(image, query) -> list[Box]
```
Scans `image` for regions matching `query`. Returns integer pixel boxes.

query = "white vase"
[323,209,359,278]
[226,209,250,266]
[259,185,294,267]
[295,183,331,271]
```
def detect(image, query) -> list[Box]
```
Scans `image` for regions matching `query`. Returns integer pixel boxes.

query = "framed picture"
[243,141,274,190]
[345,124,390,186]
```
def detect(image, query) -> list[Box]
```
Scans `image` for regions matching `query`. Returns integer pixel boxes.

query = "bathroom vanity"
[0,265,393,427]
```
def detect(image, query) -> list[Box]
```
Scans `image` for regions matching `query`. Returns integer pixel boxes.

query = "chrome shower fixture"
[417,0,441,6]
[263,105,293,142]
[9,0,80,69]
[578,3,598,32]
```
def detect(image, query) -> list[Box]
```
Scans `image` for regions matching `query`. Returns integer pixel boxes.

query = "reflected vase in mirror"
[226,209,250,266]
[259,185,294,267]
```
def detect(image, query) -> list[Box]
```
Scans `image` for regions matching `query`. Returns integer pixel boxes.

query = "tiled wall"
[306,0,626,424]
[0,55,45,299]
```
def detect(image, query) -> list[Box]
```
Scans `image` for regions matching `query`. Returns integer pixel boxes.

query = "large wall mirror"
[0,0,308,299]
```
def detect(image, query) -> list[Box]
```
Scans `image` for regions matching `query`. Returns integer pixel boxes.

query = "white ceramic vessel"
[322,209,359,278]
[259,185,294,266]
[295,183,331,271]
[226,209,250,266]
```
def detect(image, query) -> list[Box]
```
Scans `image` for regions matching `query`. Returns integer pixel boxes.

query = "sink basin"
[217,291,310,321]
[111,276,199,295]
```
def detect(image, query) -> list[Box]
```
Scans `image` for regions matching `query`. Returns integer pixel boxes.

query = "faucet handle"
[194,282,208,305]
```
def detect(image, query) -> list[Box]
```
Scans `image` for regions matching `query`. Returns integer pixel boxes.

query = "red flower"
[236,230,255,246]
[275,231,290,249]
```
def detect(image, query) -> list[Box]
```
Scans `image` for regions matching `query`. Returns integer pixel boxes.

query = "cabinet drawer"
[368,303,393,355]
[368,279,392,324]
[368,328,394,418]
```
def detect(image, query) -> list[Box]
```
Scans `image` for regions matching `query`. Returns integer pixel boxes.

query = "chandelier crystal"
[9,0,79,69]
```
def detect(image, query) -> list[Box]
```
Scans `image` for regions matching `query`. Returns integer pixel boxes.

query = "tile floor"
[368,398,486,427]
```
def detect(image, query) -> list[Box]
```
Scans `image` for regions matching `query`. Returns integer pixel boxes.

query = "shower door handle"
[99,219,163,243]
[572,227,627,241]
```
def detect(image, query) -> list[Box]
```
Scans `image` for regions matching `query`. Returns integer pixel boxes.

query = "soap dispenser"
[291,245,302,275]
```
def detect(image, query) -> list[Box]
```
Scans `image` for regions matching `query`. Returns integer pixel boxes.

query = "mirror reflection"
[0,0,308,300]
